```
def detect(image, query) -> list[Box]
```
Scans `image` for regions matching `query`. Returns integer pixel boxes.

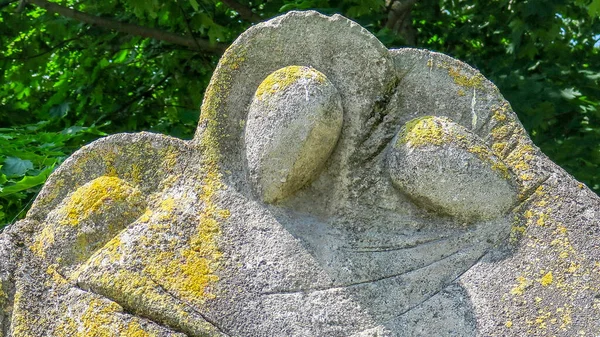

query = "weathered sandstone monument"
[1,11,599,336]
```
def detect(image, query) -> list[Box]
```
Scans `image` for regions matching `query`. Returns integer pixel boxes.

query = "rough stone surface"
[1,10,599,337]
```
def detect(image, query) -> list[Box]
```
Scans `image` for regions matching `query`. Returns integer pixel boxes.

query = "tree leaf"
[49,102,70,119]
[189,0,199,12]
[1,157,33,178]
[0,166,54,197]
[561,88,582,100]
[589,0,600,17]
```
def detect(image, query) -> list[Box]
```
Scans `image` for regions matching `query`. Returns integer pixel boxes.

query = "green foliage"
[0,120,106,224]
[2,0,600,228]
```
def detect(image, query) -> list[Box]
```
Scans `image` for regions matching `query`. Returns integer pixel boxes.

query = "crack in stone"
[147,275,231,337]
[260,243,477,296]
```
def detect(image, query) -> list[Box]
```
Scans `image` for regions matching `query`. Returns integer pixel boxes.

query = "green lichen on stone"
[255,65,326,100]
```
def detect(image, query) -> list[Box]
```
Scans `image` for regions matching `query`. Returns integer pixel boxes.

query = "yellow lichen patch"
[398,116,512,179]
[505,144,535,173]
[255,66,326,100]
[125,321,157,337]
[510,224,527,243]
[491,125,511,141]
[54,296,157,337]
[492,142,507,154]
[138,209,153,223]
[468,145,511,179]
[30,176,145,265]
[396,116,448,148]
[539,271,554,286]
[30,225,55,259]
[144,248,219,302]
[128,163,144,186]
[10,290,39,337]
[61,176,142,227]
[426,58,433,69]
[45,264,68,287]
[491,102,510,122]
[536,212,548,226]
[505,320,513,328]
[447,67,485,90]
[511,275,532,295]
[503,188,600,335]
[0,284,6,308]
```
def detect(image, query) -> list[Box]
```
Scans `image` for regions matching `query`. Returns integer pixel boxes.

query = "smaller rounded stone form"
[245,66,343,203]
[387,116,518,222]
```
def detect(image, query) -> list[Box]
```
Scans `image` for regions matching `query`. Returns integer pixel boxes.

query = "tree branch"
[221,0,261,22]
[385,0,418,45]
[26,0,227,54]
[0,36,80,61]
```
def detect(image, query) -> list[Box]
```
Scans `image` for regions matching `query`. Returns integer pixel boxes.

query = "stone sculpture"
[1,11,599,337]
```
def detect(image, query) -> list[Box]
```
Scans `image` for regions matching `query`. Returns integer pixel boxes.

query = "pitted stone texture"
[1,10,600,337]
[246,66,343,203]
[388,116,518,222]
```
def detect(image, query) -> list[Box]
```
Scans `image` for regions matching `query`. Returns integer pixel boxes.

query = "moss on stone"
[255,65,326,100]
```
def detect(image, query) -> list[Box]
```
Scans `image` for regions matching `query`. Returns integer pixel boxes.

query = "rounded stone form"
[245,66,343,203]
[387,116,518,222]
